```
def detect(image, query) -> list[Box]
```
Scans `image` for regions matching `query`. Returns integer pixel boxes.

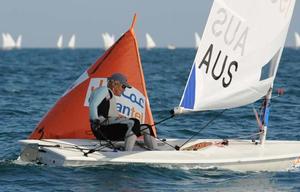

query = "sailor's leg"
[107,117,141,151]
[141,125,157,150]
[111,118,137,151]
[124,131,137,151]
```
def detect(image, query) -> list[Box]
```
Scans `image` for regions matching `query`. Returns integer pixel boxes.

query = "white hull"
[19,139,300,172]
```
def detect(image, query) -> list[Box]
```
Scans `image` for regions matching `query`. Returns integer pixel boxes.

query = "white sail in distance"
[57,35,63,49]
[176,0,295,113]
[6,33,16,48]
[167,44,176,50]
[145,33,156,49]
[2,33,16,50]
[295,32,300,48]
[194,32,201,49]
[2,33,9,49]
[102,32,115,50]
[16,35,22,49]
[68,34,76,49]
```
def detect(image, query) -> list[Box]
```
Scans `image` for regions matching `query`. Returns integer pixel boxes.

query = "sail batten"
[177,0,295,114]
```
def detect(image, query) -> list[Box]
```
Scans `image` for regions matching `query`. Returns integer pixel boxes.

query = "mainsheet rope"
[37,110,228,156]
[175,109,227,150]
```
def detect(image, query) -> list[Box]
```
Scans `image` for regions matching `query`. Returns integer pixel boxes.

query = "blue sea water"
[0,48,300,191]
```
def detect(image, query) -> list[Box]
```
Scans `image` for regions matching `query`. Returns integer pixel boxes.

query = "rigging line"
[85,113,177,156]
[233,132,261,140]
[36,144,92,154]
[40,139,100,148]
[88,131,178,153]
[152,113,175,126]
[36,143,115,155]
[87,114,176,153]
[217,131,261,141]
[177,109,227,150]
[83,126,152,156]
[37,139,112,155]
[84,129,118,156]
[83,143,117,156]
[85,124,179,156]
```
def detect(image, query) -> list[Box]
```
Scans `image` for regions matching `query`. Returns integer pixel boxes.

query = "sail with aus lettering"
[176,0,294,113]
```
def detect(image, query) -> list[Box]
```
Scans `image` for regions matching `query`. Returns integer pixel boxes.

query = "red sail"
[29,15,156,139]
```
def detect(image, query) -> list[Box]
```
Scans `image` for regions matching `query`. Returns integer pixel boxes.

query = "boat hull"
[18,139,300,172]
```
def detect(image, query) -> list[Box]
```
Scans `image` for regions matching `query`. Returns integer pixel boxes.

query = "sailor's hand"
[98,116,106,123]
[117,115,127,120]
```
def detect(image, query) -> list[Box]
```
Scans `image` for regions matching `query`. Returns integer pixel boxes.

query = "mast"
[259,88,272,145]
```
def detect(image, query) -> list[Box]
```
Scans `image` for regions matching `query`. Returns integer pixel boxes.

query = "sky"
[0,0,299,48]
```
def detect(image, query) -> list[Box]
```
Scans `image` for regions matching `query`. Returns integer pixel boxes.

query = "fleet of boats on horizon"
[2,31,300,50]
[1,32,201,50]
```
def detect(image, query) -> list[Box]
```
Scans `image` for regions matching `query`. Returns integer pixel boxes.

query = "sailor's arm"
[88,87,109,122]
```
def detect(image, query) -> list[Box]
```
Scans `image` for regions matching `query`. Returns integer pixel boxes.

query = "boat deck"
[18,139,300,171]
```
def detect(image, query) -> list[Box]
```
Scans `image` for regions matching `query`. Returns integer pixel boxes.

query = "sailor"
[89,73,157,151]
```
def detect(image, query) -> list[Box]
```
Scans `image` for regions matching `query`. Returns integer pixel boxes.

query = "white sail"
[2,33,9,49]
[57,35,63,49]
[295,32,300,48]
[177,0,295,113]
[194,32,201,49]
[145,33,156,49]
[6,33,16,48]
[102,32,115,50]
[167,44,176,50]
[16,35,22,49]
[68,34,76,49]
[2,33,16,50]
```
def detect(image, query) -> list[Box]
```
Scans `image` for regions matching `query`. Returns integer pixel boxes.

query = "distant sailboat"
[57,35,63,49]
[68,34,76,49]
[2,33,9,49]
[167,44,176,50]
[295,32,300,48]
[16,35,22,49]
[145,33,156,49]
[194,32,201,49]
[2,33,16,50]
[102,32,115,50]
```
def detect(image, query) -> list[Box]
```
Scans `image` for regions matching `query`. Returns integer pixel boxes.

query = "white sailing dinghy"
[68,34,76,49]
[1,33,21,49]
[145,33,156,49]
[194,32,201,49]
[16,35,22,49]
[167,44,176,50]
[19,0,300,172]
[102,32,115,50]
[2,33,16,50]
[57,35,63,49]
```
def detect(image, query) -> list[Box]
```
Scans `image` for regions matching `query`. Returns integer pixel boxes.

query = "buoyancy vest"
[89,87,118,121]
